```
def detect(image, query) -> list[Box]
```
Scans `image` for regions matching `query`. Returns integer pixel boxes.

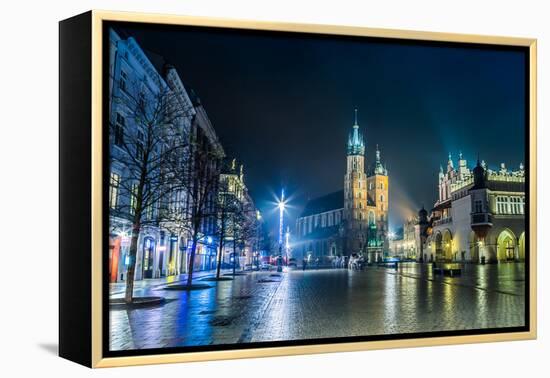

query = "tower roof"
[373,144,388,175]
[347,108,365,155]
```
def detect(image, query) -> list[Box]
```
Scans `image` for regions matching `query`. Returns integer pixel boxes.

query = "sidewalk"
[109,268,242,297]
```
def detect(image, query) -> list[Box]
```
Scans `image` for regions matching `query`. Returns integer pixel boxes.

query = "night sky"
[113,23,526,237]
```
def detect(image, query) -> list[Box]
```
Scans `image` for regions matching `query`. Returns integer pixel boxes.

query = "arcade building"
[389,153,526,264]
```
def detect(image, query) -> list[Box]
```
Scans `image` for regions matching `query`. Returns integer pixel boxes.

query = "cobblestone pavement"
[109,263,525,351]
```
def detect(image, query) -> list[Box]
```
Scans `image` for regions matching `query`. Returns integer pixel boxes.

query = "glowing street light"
[276,189,287,272]
[277,189,286,247]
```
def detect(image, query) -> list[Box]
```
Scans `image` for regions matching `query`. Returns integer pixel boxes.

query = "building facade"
[414,154,525,263]
[218,159,261,269]
[108,29,168,282]
[186,93,225,273]
[388,216,422,260]
[107,29,227,282]
[295,110,390,263]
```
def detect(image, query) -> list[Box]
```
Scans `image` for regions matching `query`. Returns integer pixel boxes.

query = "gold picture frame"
[59,10,537,368]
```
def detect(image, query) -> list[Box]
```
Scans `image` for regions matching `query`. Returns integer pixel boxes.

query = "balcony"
[471,213,493,226]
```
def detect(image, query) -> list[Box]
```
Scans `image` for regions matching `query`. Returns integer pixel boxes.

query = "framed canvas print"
[59,10,537,368]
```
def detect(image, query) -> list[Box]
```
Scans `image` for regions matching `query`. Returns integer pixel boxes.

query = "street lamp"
[277,189,286,272]
[277,189,286,246]
[255,210,262,269]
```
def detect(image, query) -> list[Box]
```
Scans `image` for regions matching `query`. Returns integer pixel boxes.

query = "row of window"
[345,201,385,212]
[298,209,389,236]
[355,181,386,190]
[299,210,344,236]
[110,171,217,236]
[113,112,146,162]
[346,192,386,202]
[348,182,386,191]
[496,196,525,215]
[355,211,385,223]
[110,172,148,217]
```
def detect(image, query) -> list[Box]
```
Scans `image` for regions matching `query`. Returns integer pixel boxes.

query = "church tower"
[366,145,389,248]
[344,109,369,255]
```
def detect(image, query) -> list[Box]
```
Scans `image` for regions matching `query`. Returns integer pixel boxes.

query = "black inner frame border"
[101,19,531,359]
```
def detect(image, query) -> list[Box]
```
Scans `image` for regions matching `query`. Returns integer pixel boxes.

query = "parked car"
[260,263,272,271]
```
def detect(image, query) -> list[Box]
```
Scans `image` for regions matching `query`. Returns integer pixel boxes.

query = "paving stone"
[109,263,525,351]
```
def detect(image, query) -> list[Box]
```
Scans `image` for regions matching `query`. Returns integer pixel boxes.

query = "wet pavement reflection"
[109,263,525,350]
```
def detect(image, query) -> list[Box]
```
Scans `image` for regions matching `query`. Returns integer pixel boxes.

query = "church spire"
[347,108,365,155]
[374,144,387,175]
[447,152,454,171]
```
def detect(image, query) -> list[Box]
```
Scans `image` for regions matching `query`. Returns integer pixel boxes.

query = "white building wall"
[450,195,472,261]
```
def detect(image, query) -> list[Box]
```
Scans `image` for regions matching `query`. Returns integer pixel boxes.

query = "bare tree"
[230,200,260,274]
[160,120,223,287]
[109,73,194,303]
[214,178,239,279]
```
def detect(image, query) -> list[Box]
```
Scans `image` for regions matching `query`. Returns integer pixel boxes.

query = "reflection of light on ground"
[442,281,454,328]
[383,270,397,333]
[256,276,291,340]
[109,309,136,350]
[165,275,178,284]
[109,265,526,350]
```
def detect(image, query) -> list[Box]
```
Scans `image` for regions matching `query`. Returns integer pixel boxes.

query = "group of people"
[299,255,367,270]
[301,257,321,270]
[331,256,348,269]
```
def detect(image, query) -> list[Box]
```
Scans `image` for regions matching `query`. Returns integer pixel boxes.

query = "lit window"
[474,200,483,213]
[520,197,525,214]
[146,203,154,220]
[109,172,120,209]
[120,70,128,92]
[496,196,510,214]
[130,183,138,215]
[114,113,125,147]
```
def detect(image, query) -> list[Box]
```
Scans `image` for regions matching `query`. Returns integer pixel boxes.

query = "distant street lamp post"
[277,189,286,272]
[256,210,262,269]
